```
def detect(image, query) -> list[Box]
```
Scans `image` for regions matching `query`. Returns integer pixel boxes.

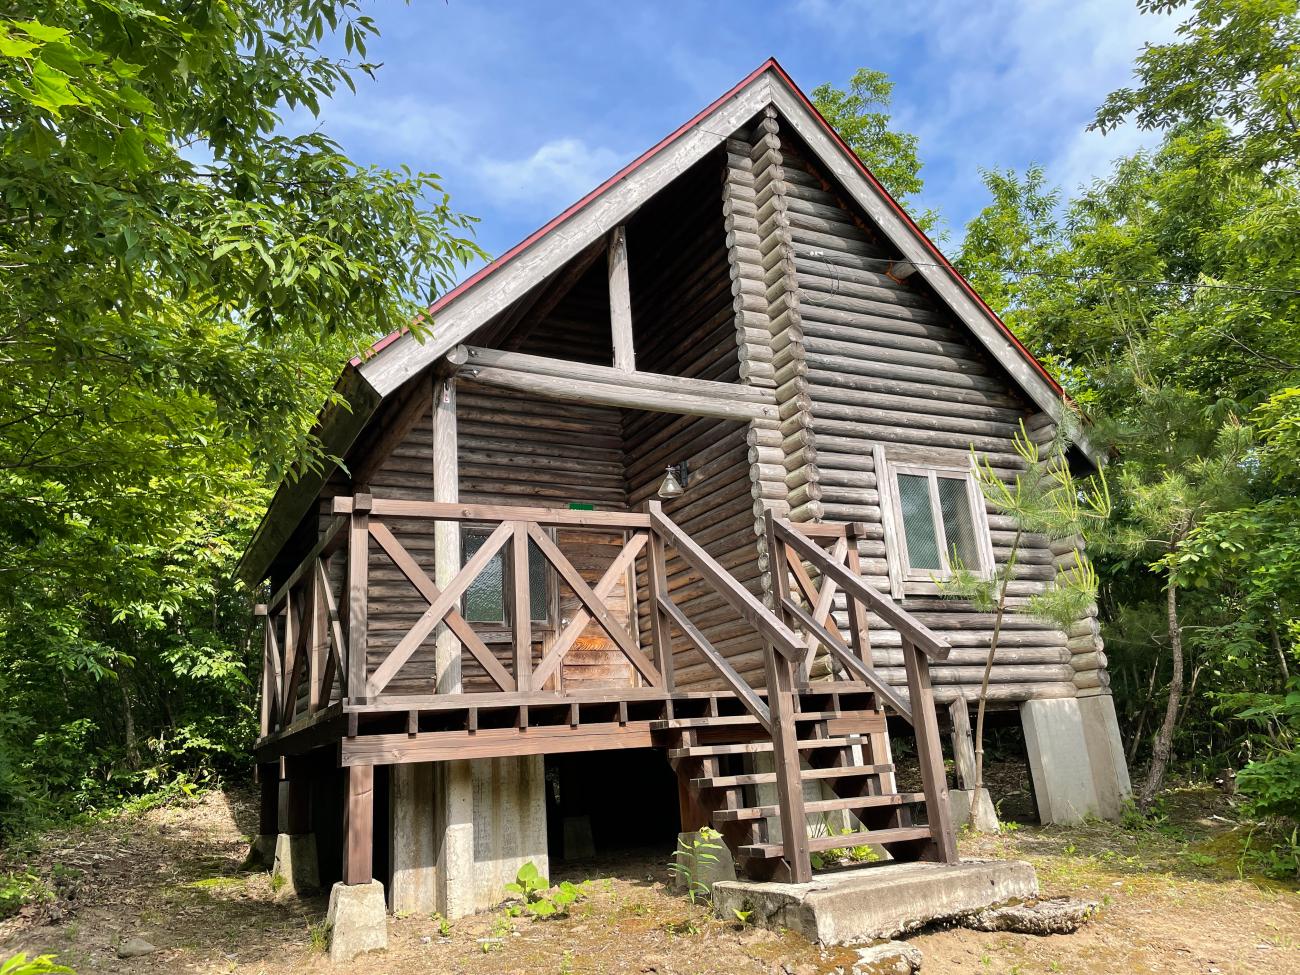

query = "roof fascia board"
[357,79,776,399]
[765,82,1100,463]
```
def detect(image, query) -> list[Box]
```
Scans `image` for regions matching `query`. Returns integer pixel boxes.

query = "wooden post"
[902,638,957,862]
[308,562,328,712]
[949,699,977,792]
[608,225,635,372]
[348,493,372,703]
[281,587,297,720]
[256,604,273,736]
[644,524,674,691]
[844,524,872,666]
[512,521,532,694]
[763,509,812,883]
[432,372,463,695]
[343,763,374,885]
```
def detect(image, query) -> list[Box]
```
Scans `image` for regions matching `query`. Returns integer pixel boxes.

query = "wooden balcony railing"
[255,496,958,879]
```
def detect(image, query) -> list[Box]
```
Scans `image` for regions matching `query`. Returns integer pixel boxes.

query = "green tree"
[0,1,482,823]
[940,425,1110,823]
[812,68,938,229]
[957,0,1300,819]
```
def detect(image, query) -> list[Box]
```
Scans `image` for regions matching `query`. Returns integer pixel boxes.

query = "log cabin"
[239,58,1131,925]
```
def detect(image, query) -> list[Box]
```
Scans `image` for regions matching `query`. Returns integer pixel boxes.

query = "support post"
[343,764,374,885]
[902,639,957,862]
[608,225,635,372]
[432,372,462,694]
[347,494,371,703]
[763,509,811,883]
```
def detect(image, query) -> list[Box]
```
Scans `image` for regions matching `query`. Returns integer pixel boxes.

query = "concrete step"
[690,763,894,790]
[711,791,926,823]
[739,825,932,860]
[669,736,863,759]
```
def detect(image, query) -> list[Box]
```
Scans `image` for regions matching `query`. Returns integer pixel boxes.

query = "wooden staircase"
[653,684,940,881]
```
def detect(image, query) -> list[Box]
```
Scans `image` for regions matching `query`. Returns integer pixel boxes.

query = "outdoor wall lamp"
[657,461,689,499]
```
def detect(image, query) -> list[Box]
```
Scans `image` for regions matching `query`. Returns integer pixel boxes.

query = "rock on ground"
[853,940,923,974]
[115,937,157,959]
[964,897,1098,935]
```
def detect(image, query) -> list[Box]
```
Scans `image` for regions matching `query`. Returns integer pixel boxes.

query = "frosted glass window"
[937,475,981,568]
[463,530,550,624]
[888,463,991,582]
[464,531,505,623]
[897,473,942,570]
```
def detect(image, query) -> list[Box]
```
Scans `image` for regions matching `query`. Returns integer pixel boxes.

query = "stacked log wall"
[769,124,1081,704]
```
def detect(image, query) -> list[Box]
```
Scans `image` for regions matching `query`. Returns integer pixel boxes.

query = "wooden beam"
[461,365,773,422]
[432,368,463,696]
[332,496,650,529]
[451,344,771,405]
[341,722,657,766]
[608,225,635,372]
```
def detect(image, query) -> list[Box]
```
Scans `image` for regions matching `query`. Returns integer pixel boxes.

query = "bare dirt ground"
[2,782,1297,974]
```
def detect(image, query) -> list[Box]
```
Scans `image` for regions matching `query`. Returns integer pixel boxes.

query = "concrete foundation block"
[326,881,387,963]
[242,833,277,871]
[1020,698,1102,824]
[672,830,736,895]
[389,763,436,914]
[1078,694,1132,819]
[712,858,1038,945]
[950,788,999,834]
[271,833,319,898]
[468,755,548,913]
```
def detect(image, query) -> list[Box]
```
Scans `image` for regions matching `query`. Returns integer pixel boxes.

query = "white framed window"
[874,445,994,598]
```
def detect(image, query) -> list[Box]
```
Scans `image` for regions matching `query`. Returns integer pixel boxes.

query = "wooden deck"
[254,497,958,884]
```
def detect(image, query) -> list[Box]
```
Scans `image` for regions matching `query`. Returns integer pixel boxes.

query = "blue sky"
[292,1,1180,273]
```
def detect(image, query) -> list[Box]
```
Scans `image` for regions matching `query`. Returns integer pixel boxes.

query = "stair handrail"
[647,500,814,881]
[768,515,958,864]
[769,517,952,661]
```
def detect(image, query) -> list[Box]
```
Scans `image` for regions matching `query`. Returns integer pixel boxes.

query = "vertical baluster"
[348,494,371,703]
[901,637,957,862]
[845,523,873,667]
[512,521,532,694]
[644,524,674,692]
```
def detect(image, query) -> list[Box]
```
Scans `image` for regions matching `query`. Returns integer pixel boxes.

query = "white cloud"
[478,137,626,215]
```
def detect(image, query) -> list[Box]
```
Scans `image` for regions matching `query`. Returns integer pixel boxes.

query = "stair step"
[669,736,863,759]
[691,763,894,790]
[650,710,876,731]
[712,792,926,823]
[739,826,932,860]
